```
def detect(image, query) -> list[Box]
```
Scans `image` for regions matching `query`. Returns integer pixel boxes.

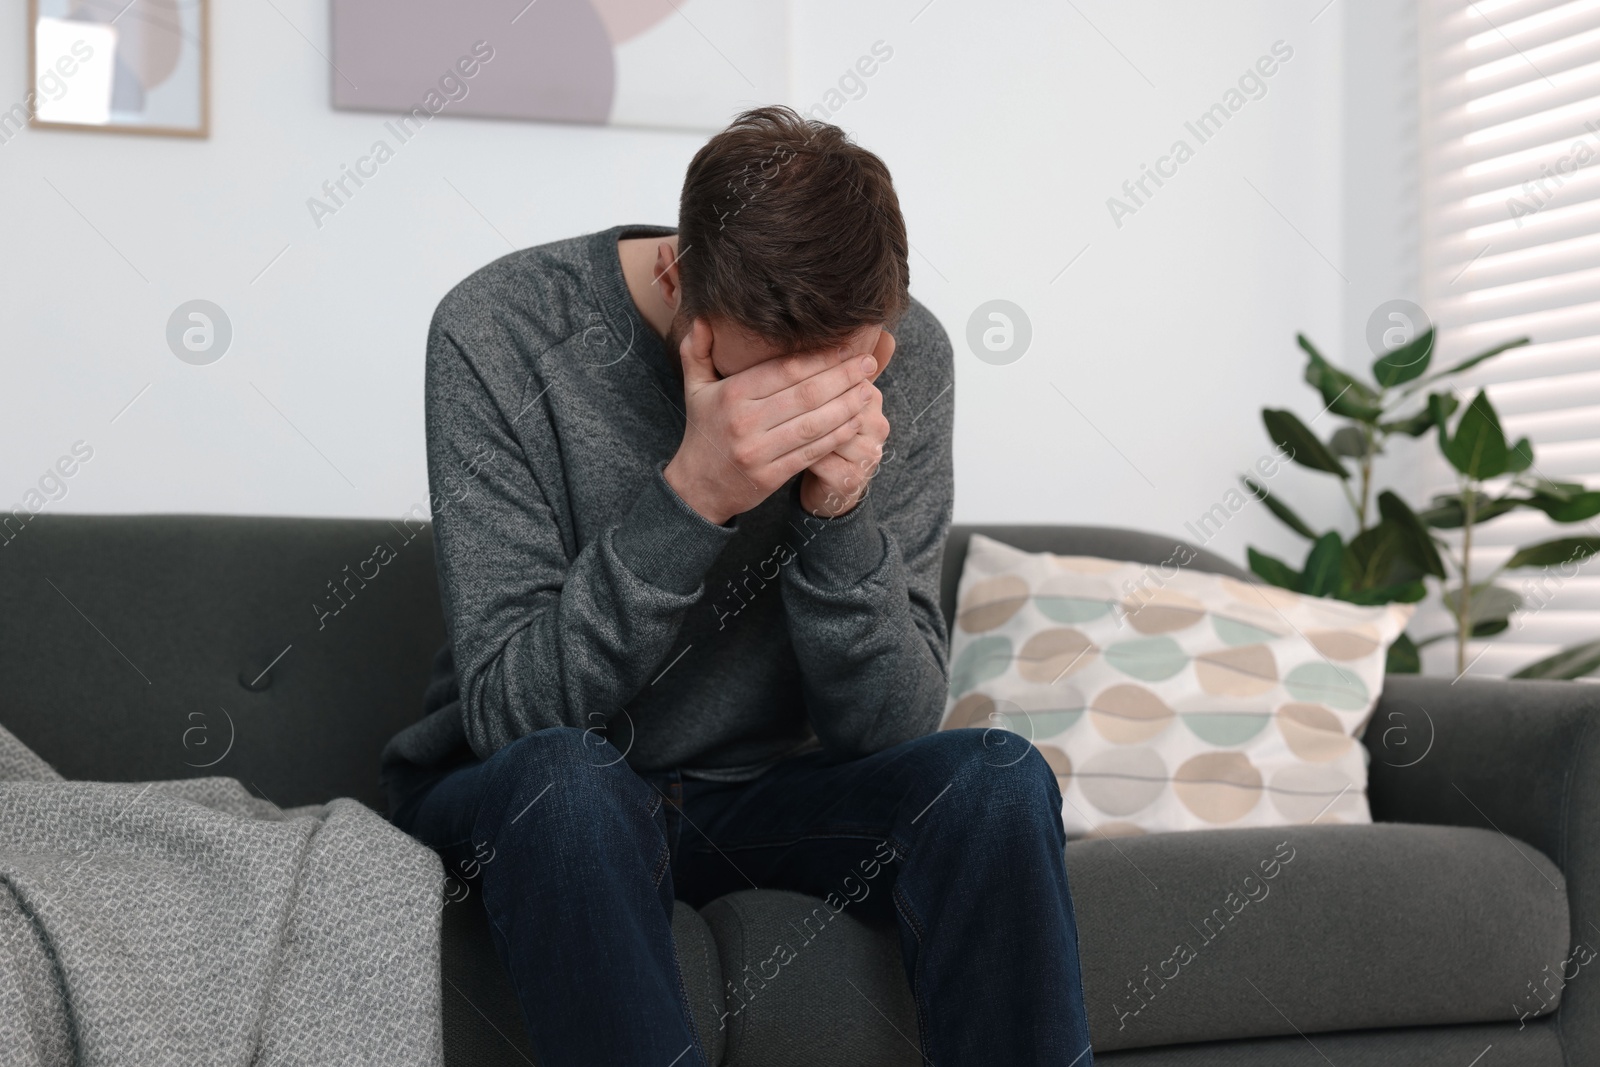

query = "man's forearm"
[441,457,733,759]
[780,490,951,757]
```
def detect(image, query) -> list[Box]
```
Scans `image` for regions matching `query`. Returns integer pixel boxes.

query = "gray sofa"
[2,514,1594,1065]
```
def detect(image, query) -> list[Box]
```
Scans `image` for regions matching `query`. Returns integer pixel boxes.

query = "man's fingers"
[807,407,889,488]
[799,451,874,519]
[757,353,877,431]
[772,415,862,485]
[808,451,859,490]
[828,429,886,472]
[736,344,855,400]
[678,319,719,390]
[761,381,874,465]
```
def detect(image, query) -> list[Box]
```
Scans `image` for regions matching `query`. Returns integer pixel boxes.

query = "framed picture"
[329,0,787,133]
[27,0,209,138]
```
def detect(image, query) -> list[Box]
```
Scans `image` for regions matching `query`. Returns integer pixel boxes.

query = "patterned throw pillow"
[941,534,1415,838]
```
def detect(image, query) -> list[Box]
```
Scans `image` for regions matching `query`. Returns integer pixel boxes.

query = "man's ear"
[867,329,896,383]
[655,240,684,311]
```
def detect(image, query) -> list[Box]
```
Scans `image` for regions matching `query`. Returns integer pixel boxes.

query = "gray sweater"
[381,225,955,790]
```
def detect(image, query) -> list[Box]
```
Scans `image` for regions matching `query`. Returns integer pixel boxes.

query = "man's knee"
[468,727,670,902]
[895,727,1029,780]
[479,725,651,835]
[903,729,1062,829]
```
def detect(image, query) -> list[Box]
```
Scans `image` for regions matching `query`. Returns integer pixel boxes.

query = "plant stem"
[1341,480,1361,518]
[1457,482,1477,675]
[1359,423,1375,531]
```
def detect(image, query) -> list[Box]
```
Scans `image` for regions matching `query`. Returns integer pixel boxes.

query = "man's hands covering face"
[662,320,893,527]
[796,330,894,518]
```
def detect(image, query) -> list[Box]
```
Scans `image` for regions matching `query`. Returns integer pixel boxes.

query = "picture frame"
[26,0,209,139]
[329,0,787,134]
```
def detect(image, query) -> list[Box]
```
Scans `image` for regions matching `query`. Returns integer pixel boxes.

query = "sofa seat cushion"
[701,890,919,1067]
[1072,822,1568,1051]
[690,823,1568,1065]
[1092,1017,1566,1066]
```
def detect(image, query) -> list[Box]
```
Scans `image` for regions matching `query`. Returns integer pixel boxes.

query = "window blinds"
[1419,0,1600,677]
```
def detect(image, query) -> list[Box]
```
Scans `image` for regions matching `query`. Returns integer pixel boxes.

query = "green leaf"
[1503,537,1600,570]
[1382,394,1457,438]
[1519,489,1600,523]
[1472,618,1511,638]
[1419,337,1531,386]
[1372,327,1434,388]
[1341,580,1427,605]
[1377,491,1447,578]
[1442,390,1509,480]
[1347,522,1424,593]
[1328,426,1371,458]
[1242,477,1317,539]
[1527,478,1587,502]
[1443,583,1523,625]
[1298,335,1383,420]
[1385,632,1421,674]
[1299,532,1345,597]
[1248,548,1301,590]
[1429,393,1455,459]
[1506,437,1534,473]
[1513,638,1600,680]
[1418,492,1520,529]
[1263,409,1349,479]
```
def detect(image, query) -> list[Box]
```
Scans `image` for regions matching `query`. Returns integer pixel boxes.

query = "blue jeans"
[392,726,1094,1066]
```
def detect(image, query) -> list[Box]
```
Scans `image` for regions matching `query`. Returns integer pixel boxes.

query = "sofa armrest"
[1364,674,1600,1061]
[1364,675,1596,858]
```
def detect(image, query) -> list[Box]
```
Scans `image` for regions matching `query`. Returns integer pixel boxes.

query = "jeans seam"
[1060,858,1095,1064]
[479,890,545,1066]
[652,840,672,890]
[653,785,703,1064]
[893,882,933,1065]
[669,920,709,1067]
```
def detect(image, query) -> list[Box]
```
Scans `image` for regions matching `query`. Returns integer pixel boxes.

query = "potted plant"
[1242,330,1600,679]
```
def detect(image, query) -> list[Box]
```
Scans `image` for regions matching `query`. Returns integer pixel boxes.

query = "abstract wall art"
[329,0,788,133]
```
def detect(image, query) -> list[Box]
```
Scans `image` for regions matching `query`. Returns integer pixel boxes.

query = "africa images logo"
[166,300,232,365]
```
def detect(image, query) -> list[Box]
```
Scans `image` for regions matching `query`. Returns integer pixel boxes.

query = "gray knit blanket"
[0,725,443,1066]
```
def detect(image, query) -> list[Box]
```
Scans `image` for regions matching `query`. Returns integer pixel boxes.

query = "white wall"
[0,0,1402,575]
[1341,0,1425,508]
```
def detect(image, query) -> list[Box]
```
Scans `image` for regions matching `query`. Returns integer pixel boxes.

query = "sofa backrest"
[940,524,1250,627]
[0,516,1249,808]
[0,514,446,810]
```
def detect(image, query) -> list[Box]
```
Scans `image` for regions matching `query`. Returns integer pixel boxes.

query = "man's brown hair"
[676,106,910,352]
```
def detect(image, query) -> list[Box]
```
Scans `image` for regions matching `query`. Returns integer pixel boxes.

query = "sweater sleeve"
[777,312,955,758]
[426,326,735,761]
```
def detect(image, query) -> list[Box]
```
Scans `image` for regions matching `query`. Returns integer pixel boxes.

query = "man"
[381,106,1094,1066]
